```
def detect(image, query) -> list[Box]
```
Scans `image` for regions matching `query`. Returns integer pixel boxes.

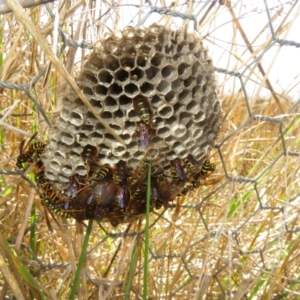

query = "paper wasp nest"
[42,24,222,190]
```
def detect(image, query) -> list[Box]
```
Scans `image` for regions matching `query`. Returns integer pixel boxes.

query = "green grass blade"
[0,233,46,299]
[29,205,36,266]
[143,162,151,300]
[124,242,138,300]
[69,219,93,300]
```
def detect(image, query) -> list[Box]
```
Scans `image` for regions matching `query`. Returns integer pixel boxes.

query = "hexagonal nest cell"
[37,23,222,226]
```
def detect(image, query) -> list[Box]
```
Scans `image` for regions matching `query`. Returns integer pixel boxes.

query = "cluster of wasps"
[16,96,215,227]
[133,95,216,194]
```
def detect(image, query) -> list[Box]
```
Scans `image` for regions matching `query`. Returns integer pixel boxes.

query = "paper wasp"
[185,158,216,191]
[42,194,96,222]
[104,160,130,207]
[151,179,163,209]
[133,95,151,126]
[131,186,145,202]
[128,159,151,202]
[94,160,130,221]
[170,158,186,185]
[81,144,98,162]
[90,164,113,185]
[74,164,113,215]
[16,135,77,223]
[35,170,55,196]
[129,159,151,188]
[16,132,46,169]
[61,174,88,200]
[40,194,83,219]
[81,144,98,175]
[105,205,135,227]
[153,169,171,209]
[180,183,194,195]
[200,159,215,178]
[183,155,199,174]
[129,158,151,205]
[137,122,151,148]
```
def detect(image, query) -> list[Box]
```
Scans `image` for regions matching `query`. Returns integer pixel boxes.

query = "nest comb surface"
[42,24,222,189]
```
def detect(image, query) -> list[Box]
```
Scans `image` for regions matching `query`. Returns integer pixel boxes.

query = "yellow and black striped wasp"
[150,179,163,209]
[40,171,97,222]
[127,159,151,209]
[133,96,152,148]
[16,133,54,206]
[179,156,216,195]
[170,158,186,185]
[153,169,171,209]
[35,169,78,227]
[76,164,113,200]
[40,193,85,220]
[81,144,98,162]
[183,154,199,174]
[64,164,113,220]
[94,160,131,221]
[137,122,152,148]
[60,174,88,200]
[191,158,216,189]
[81,144,98,175]
[129,159,150,188]
[16,132,46,169]
[133,95,151,126]
[200,159,216,178]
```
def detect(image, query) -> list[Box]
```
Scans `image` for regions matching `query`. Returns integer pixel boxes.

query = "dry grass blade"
[231,275,262,300]
[0,252,26,300]
[0,0,54,14]
[0,120,33,137]
[225,0,285,114]
[6,0,125,146]
[14,188,36,252]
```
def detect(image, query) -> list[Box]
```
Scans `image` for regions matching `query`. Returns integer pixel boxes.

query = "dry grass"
[1,1,300,299]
